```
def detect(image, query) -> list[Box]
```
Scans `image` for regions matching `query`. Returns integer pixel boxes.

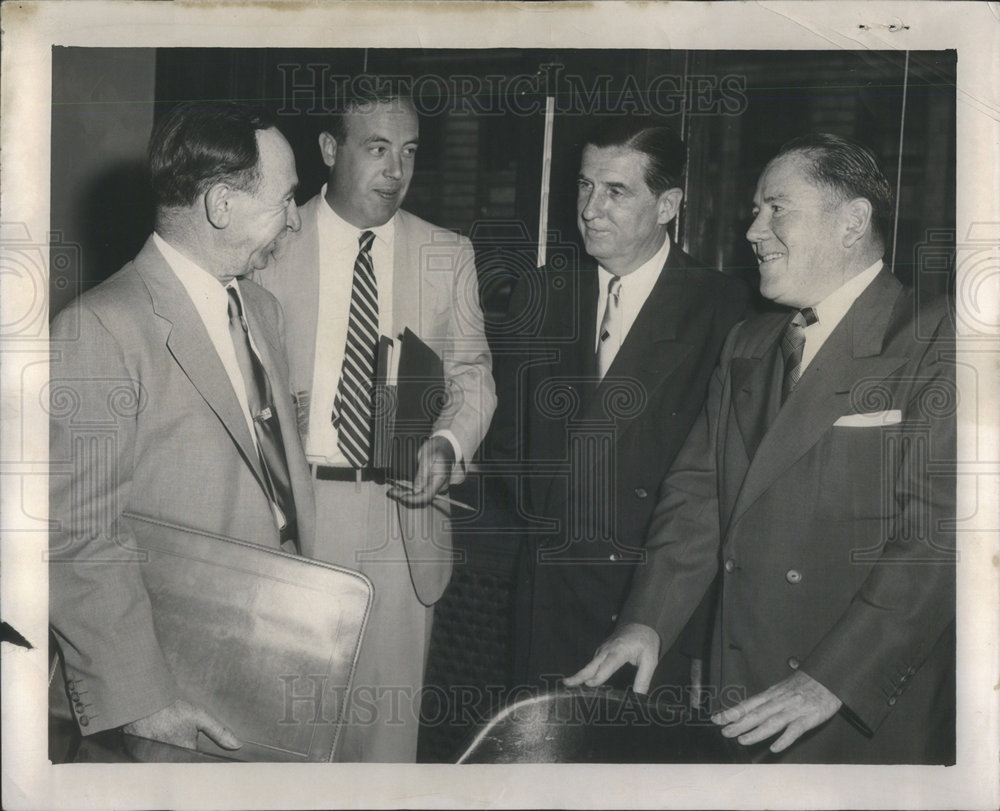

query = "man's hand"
[122,699,242,751]
[712,670,842,753]
[563,623,661,694]
[387,435,455,507]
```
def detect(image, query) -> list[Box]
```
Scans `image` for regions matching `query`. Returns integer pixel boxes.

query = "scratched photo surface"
[1,3,997,810]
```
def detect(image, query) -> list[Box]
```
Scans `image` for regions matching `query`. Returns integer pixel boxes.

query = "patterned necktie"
[334,230,379,468]
[780,306,818,402]
[596,275,622,378]
[226,286,296,536]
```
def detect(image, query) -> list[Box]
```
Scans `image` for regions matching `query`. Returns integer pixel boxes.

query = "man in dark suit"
[49,103,313,750]
[508,117,748,690]
[568,133,956,764]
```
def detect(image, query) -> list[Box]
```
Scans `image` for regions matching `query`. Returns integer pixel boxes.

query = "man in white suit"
[49,102,312,749]
[256,82,496,762]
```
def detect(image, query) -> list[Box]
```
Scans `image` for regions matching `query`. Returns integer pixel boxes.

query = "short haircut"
[776,133,894,248]
[149,101,276,208]
[323,75,415,144]
[584,117,686,197]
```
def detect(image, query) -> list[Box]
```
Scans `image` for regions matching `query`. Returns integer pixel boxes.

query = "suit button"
[724,558,735,573]
[609,553,619,562]
[70,692,80,701]
[78,715,89,727]
[634,488,647,499]
[785,569,802,584]
[610,614,618,622]
[74,703,85,714]
[888,697,897,706]
[787,657,800,670]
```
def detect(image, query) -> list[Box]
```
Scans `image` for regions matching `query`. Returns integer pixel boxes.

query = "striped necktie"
[596,275,622,379]
[226,286,296,541]
[780,306,818,403]
[334,230,379,468]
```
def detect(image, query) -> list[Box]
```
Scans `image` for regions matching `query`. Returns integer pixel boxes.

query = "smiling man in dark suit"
[49,102,313,750]
[509,117,748,692]
[568,133,956,764]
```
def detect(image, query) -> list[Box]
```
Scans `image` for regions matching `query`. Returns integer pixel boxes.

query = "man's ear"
[657,187,684,226]
[318,131,338,169]
[204,183,232,230]
[842,197,873,248]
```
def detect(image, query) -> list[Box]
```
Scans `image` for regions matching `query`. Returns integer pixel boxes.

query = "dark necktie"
[334,230,379,468]
[226,286,297,540]
[596,275,622,379]
[780,306,818,403]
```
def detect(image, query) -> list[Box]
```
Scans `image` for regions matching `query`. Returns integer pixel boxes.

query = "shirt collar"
[597,233,671,289]
[811,259,884,327]
[153,231,230,311]
[318,182,395,249]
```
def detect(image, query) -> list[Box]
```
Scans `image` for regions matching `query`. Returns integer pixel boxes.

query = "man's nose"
[746,211,768,243]
[580,189,603,221]
[286,200,302,232]
[384,152,404,180]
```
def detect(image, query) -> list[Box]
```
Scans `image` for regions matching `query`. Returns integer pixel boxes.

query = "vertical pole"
[891,51,910,276]
[674,51,691,249]
[537,95,556,269]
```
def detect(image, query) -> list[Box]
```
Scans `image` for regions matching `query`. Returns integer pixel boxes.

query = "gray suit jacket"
[255,195,496,604]
[49,236,315,734]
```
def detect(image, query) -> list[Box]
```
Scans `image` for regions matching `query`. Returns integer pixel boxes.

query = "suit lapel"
[135,238,265,484]
[730,315,786,461]
[392,210,421,337]
[727,271,907,531]
[580,244,693,434]
[538,264,598,514]
[283,196,322,392]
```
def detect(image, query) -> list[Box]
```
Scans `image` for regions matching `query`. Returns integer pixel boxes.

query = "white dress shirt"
[306,188,463,470]
[307,189,395,465]
[799,259,884,371]
[595,234,672,356]
[153,232,258,443]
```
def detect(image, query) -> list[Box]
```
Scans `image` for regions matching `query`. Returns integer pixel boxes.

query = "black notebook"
[376,327,447,482]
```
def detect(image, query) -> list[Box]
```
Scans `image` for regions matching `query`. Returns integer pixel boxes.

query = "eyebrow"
[363,133,420,147]
[576,173,630,192]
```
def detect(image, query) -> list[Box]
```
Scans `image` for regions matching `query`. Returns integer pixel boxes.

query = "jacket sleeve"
[617,322,741,650]
[49,302,177,733]
[434,235,497,482]
[801,309,956,734]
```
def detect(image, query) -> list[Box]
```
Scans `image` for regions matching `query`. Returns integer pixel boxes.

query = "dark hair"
[776,133,894,248]
[584,117,686,197]
[323,75,415,144]
[149,101,276,208]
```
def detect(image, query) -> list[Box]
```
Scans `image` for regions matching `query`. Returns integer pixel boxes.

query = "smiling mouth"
[757,251,784,264]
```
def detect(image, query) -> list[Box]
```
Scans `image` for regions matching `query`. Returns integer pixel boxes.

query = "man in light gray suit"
[49,102,312,750]
[256,80,496,762]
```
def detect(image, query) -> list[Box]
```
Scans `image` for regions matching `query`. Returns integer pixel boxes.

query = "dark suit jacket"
[507,242,748,684]
[620,270,956,763]
[49,236,316,734]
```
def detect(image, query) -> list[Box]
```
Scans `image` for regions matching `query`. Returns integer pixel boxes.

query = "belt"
[313,465,387,485]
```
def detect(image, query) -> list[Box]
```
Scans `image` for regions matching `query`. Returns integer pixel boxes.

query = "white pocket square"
[834,409,902,427]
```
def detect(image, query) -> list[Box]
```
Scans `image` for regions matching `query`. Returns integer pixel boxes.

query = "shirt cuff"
[431,429,464,484]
